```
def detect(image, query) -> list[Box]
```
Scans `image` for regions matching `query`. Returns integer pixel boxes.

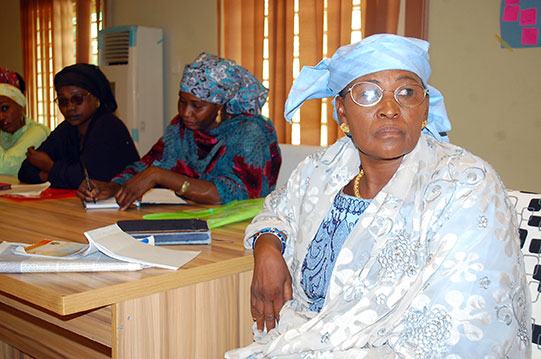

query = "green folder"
[142,198,265,229]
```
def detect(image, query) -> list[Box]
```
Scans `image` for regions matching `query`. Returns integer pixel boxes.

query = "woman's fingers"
[263,299,277,331]
[116,188,135,210]
[251,291,266,331]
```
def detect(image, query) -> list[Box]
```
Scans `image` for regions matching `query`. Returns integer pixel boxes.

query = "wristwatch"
[175,179,190,196]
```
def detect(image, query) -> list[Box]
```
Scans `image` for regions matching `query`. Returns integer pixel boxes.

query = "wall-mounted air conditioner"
[99,26,164,155]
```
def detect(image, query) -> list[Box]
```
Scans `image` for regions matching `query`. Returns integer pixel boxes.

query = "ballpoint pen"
[80,157,96,203]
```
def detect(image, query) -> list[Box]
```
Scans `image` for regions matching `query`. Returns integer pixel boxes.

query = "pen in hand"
[80,157,96,203]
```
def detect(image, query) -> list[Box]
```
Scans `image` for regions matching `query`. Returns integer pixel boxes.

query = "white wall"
[428,0,541,192]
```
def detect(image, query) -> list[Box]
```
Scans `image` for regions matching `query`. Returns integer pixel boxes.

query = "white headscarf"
[0,68,26,107]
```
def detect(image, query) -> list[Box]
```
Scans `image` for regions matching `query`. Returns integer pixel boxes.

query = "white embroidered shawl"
[226,134,531,359]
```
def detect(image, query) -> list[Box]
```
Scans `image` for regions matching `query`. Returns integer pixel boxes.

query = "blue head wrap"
[284,34,451,141]
[180,53,269,116]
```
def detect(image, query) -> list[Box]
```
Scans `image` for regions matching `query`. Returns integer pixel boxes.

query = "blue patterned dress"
[301,191,371,312]
[112,113,281,203]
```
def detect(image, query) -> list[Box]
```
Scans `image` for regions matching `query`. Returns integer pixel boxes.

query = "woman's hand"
[115,167,163,210]
[251,234,293,332]
[26,146,53,172]
[76,179,120,202]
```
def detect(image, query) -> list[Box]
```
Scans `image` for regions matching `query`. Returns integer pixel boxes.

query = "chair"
[276,144,324,188]
[507,189,541,357]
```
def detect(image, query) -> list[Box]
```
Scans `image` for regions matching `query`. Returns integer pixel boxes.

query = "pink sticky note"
[520,8,537,25]
[522,27,538,45]
[503,5,520,22]
[505,0,520,4]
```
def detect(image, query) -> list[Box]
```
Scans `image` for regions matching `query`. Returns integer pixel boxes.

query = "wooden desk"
[0,190,254,358]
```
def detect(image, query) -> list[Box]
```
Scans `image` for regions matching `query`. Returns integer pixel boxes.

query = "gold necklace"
[353,169,364,198]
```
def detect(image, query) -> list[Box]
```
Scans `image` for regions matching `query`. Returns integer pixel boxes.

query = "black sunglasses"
[54,92,92,107]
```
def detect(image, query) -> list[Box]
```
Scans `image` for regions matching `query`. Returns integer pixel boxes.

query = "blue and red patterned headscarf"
[180,53,268,116]
[0,67,26,107]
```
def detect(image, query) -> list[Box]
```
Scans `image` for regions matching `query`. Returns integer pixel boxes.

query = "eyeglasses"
[347,82,428,108]
[54,92,92,107]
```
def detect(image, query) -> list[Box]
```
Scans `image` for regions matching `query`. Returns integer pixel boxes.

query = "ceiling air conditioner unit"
[98,26,164,155]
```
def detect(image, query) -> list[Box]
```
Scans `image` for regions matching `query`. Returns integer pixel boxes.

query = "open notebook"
[84,188,187,209]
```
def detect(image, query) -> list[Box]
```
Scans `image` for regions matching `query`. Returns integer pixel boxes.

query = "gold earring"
[215,109,222,125]
[422,120,427,128]
[96,99,101,109]
[340,123,350,133]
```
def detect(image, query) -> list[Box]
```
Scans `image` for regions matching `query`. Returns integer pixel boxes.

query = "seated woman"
[77,53,281,208]
[18,63,139,189]
[0,68,49,176]
[226,34,530,358]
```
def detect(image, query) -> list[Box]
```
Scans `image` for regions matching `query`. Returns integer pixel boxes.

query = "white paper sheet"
[84,224,200,270]
[0,182,50,197]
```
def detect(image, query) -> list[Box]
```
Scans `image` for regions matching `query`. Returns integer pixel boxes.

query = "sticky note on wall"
[522,27,538,45]
[503,5,520,21]
[520,8,537,26]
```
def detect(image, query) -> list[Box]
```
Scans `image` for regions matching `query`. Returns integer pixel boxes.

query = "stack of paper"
[0,224,201,273]
[0,241,143,273]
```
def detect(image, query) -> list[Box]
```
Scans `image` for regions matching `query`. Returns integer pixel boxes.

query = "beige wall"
[108,0,218,125]
[0,0,23,73]
[428,0,541,192]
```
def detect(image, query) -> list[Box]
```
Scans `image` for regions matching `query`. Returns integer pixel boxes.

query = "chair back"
[276,144,324,188]
[507,189,541,356]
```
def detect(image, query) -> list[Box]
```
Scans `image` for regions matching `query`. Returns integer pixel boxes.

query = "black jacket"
[18,109,139,189]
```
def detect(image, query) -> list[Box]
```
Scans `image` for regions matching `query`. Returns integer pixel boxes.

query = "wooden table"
[0,184,254,358]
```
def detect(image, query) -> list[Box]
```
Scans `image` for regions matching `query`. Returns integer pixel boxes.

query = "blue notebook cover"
[117,219,211,245]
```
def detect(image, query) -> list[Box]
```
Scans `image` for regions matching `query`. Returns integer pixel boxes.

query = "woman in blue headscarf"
[226,34,530,358]
[78,53,281,208]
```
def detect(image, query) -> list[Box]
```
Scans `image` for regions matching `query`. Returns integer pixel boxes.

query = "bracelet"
[175,178,190,196]
[251,228,287,254]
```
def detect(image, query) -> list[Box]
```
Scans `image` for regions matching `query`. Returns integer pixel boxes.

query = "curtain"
[21,0,74,128]
[220,0,427,145]
[221,0,265,81]
[362,0,401,37]
[405,0,429,39]
[20,0,103,129]
[267,0,294,144]
[76,0,92,63]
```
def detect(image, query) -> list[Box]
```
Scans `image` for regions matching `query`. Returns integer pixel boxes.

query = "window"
[258,0,361,146]
[21,0,105,129]
[221,0,426,145]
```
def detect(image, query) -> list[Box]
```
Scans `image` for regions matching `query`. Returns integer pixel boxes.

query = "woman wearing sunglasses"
[18,63,139,189]
[227,34,529,358]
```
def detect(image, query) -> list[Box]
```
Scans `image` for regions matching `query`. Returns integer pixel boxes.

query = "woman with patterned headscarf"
[0,68,49,176]
[226,34,529,358]
[18,63,139,189]
[78,53,281,208]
